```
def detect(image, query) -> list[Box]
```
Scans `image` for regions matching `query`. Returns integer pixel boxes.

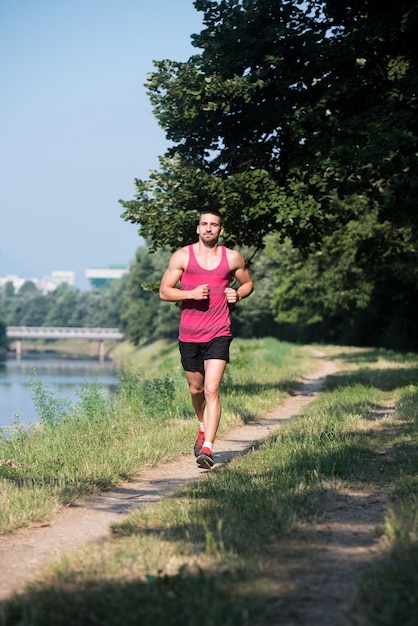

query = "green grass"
[1,341,418,625]
[0,338,315,534]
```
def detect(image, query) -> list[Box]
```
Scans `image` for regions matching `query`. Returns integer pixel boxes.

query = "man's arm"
[224,249,254,303]
[159,248,210,302]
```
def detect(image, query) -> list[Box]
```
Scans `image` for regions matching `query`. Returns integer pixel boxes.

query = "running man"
[159,210,253,468]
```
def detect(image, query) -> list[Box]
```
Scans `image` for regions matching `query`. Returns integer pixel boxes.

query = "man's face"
[197,214,223,245]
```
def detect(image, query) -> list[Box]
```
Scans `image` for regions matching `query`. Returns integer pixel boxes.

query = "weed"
[74,381,113,423]
[28,377,71,427]
[140,376,175,417]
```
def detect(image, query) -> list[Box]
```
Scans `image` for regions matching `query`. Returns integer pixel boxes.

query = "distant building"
[38,271,76,293]
[0,274,39,292]
[85,264,129,288]
[0,270,75,294]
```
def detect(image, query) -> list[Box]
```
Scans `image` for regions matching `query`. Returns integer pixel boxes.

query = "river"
[0,354,120,430]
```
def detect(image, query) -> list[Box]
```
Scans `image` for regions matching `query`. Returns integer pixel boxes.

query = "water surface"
[0,354,119,429]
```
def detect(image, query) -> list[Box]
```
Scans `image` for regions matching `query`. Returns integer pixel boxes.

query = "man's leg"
[184,370,205,421]
[201,358,227,443]
[184,369,206,456]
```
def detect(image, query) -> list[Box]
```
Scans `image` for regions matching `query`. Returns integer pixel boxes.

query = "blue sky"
[0,1,203,289]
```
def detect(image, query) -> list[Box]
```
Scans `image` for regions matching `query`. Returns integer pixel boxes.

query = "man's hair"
[198,209,223,225]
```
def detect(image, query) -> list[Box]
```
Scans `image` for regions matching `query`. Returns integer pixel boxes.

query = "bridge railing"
[6,327,124,340]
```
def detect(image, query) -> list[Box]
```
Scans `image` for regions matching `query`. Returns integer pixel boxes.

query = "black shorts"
[179,336,233,373]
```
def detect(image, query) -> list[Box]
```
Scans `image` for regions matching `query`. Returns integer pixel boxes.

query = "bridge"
[6,327,124,361]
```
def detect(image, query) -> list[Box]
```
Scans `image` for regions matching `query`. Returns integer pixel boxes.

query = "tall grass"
[1,343,417,625]
[344,383,418,626]
[0,338,315,535]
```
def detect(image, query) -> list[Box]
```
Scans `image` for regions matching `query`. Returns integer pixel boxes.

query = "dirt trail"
[0,354,389,622]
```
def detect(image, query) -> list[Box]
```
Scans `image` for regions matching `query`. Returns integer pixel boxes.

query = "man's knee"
[188,381,204,397]
[203,382,220,401]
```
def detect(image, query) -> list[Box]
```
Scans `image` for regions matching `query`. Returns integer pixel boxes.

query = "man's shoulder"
[170,245,190,267]
[225,247,244,267]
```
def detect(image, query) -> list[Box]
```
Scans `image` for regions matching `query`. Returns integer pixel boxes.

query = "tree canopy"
[121,0,417,253]
[119,0,418,349]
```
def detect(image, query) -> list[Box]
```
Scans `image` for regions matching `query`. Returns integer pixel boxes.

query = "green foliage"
[121,247,163,345]
[117,367,143,406]
[267,195,418,349]
[0,317,8,352]
[28,378,71,427]
[122,247,177,343]
[117,367,176,419]
[74,382,113,424]
[44,283,78,326]
[121,161,323,253]
[68,279,129,329]
[120,0,418,248]
[119,0,418,349]
[0,273,130,330]
[140,376,176,417]
[18,280,37,295]
[28,378,114,430]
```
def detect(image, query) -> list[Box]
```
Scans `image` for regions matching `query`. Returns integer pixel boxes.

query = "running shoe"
[196,447,214,469]
[194,428,205,457]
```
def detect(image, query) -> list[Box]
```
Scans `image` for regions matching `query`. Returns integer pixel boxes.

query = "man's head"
[197,210,224,246]
[198,209,223,225]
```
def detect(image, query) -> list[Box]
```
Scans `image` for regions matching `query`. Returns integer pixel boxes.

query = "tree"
[229,245,279,338]
[4,282,15,298]
[44,284,79,327]
[0,317,7,353]
[306,1,418,257]
[122,247,168,345]
[0,279,132,331]
[18,280,38,295]
[121,0,330,253]
[69,278,128,329]
[120,0,418,348]
[121,0,417,249]
[267,192,418,349]
[17,293,50,327]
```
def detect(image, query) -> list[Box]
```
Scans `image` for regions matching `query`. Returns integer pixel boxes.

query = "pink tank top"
[179,245,233,342]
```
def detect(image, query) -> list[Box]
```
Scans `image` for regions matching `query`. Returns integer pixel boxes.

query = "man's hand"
[224,287,239,303]
[191,284,210,300]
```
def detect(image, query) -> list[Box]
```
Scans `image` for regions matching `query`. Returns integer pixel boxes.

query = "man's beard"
[201,234,218,247]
